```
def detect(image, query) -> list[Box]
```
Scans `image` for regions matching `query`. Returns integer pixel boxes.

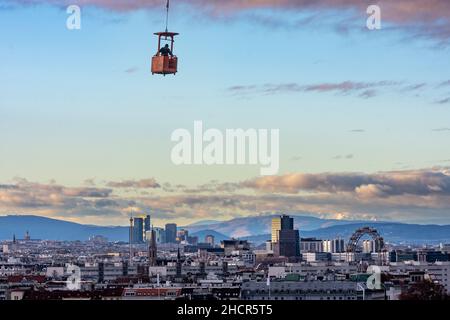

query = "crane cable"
[165,0,170,33]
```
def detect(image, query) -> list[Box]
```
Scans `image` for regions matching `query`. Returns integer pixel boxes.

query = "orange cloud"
[8,0,450,44]
[9,0,450,28]
[2,168,450,225]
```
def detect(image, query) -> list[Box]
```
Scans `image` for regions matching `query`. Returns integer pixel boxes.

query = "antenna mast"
[129,210,134,265]
[165,0,170,32]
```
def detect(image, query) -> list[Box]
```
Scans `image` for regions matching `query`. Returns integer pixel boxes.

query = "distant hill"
[0,215,128,242]
[241,223,450,245]
[189,230,229,243]
[1,215,450,245]
[184,214,368,238]
[301,222,450,245]
[186,220,222,227]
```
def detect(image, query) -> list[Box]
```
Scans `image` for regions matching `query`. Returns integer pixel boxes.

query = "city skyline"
[1,213,450,302]
[1,0,450,226]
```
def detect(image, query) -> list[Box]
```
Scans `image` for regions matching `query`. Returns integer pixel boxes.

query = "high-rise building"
[144,215,151,232]
[271,217,281,243]
[361,239,384,253]
[272,215,294,243]
[323,238,345,253]
[165,223,177,243]
[221,240,250,256]
[277,229,300,257]
[362,239,374,253]
[148,229,157,266]
[177,229,189,242]
[176,248,182,278]
[187,236,198,245]
[266,240,273,252]
[300,238,323,253]
[205,235,215,246]
[151,227,166,244]
[272,215,300,257]
[129,217,133,264]
[133,217,144,244]
[144,215,151,242]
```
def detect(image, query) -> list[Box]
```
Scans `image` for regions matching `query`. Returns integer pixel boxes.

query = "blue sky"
[1,1,450,226]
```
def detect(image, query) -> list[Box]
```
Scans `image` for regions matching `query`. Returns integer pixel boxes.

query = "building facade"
[272,215,300,258]
[165,224,177,244]
[133,218,144,244]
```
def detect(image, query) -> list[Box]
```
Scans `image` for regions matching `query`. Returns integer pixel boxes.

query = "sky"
[1,0,450,227]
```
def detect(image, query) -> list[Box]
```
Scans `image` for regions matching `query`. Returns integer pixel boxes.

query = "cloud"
[0,184,18,190]
[124,66,138,74]
[212,1,450,45]
[358,90,377,99]
[304,81,397,93]
[349,129,365,133]
[93,198,119,208]
[229,80,450,102]
[229,81,399,98]
[181,181,239,194]
[332,154,354,160]
[0,179,114,216]
[106,178,161,189]
[10,178,112,198]
[436,97,450,104]
[63,187,112,198]
[2,168,450,225]
[432,127,450,132]
[355,184,393,198]
[240,168,450,197]
[136,190,450,225]
[402,83,427,91]
[438,80,450,87]
[11,0,448,24]
[83,178,96,186]
[6,0,450,45]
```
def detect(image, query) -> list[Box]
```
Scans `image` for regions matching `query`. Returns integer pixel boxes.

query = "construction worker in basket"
[159,43,173,57]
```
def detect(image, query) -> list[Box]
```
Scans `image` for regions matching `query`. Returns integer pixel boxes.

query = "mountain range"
[1,215,450,245]
[0,215,127,242]
[184,215,369,237]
